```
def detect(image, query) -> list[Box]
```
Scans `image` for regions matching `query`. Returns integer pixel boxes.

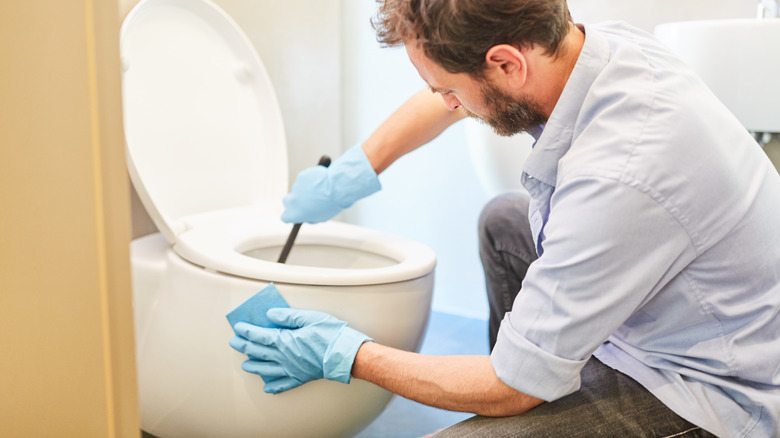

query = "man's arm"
[362,88,468,174]
[280,88,466,224]
[351,342,544,417]
[230,309,543,414]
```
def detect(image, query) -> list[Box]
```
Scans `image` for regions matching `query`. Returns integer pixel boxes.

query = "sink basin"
[655,19,780,133]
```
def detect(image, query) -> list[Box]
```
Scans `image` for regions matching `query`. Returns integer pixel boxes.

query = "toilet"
[120,1,436,437]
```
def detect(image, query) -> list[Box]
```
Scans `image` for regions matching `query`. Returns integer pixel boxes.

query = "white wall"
[339,0,759,319]
[568,0,756,31]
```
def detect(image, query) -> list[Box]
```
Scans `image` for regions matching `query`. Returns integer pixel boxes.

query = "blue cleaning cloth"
[226,283,290,334]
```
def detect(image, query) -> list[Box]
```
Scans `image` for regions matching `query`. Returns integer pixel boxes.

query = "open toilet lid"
[121,0,288,243]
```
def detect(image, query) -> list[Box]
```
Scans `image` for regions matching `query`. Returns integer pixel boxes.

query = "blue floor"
[354,312,489,438]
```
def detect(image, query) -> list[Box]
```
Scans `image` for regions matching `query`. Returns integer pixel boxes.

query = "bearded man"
[229,1,780,436]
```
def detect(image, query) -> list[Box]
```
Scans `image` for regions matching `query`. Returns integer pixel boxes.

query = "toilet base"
[131,233,433,438]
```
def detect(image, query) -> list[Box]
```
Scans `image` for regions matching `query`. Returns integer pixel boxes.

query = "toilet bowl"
[121,1,436,437]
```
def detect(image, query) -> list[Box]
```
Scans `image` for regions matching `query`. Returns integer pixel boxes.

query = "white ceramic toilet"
[121,1,436,437]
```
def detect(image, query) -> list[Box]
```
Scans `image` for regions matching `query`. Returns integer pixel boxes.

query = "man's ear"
[485,44,527,86]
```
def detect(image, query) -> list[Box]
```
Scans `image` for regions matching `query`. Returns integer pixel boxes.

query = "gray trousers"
[437,192,715,437]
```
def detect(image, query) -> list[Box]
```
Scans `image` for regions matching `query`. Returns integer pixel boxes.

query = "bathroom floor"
[354,312,489,438]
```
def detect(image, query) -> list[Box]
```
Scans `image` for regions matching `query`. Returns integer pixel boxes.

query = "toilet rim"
[173,214,437,286]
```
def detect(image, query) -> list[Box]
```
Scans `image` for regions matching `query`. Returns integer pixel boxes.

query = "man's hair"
[372,0,572,77]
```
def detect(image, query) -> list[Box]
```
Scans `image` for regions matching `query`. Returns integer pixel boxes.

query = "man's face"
[406,42,546,137]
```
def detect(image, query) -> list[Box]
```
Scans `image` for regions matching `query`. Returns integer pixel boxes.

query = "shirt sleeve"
[491,174,695,401]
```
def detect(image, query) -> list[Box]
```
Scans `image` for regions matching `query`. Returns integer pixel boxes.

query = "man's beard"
[464,81,547,137]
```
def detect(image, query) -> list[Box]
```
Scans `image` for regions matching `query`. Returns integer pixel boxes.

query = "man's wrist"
[323,327,373,383]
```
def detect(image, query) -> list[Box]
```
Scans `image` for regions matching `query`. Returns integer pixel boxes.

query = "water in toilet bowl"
[244,243,397,269]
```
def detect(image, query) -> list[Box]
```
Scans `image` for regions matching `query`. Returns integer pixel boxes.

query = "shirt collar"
[522,24,611,188]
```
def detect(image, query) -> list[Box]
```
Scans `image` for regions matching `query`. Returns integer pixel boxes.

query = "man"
[228,0,780,436]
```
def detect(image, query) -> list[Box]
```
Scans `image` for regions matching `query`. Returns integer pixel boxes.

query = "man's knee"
[478,192,532,248]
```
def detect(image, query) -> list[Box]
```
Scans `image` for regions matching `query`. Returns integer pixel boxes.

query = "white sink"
[655,19,780,133]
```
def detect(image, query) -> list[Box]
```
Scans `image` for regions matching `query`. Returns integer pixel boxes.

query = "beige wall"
[0,1,139,437]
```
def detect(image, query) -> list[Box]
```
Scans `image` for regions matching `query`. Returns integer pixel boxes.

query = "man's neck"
[533,23,586,118]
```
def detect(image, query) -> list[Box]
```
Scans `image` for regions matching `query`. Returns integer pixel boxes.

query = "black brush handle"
[277,155,332,263]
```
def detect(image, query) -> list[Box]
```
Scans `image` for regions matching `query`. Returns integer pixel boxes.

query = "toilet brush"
[277,155,331,263]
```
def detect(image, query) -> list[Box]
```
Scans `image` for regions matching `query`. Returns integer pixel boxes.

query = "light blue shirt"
[490,22,780,437]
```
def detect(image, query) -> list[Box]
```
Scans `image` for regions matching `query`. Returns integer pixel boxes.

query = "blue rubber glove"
[281,144,381,224]
[229,308,373,394]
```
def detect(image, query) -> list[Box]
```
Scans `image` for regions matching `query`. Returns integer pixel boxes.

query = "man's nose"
[442,94,462,111]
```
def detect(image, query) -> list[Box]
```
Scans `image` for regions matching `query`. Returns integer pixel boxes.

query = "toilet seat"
[121,0,436,285]
[173,207,436,285]
[121,0,288,244]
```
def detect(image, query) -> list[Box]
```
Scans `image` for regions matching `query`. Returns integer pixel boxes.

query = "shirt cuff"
[490,316,588,401]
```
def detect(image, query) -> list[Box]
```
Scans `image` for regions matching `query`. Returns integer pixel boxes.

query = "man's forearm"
[362,88,467,174]
[351,342,544,417]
